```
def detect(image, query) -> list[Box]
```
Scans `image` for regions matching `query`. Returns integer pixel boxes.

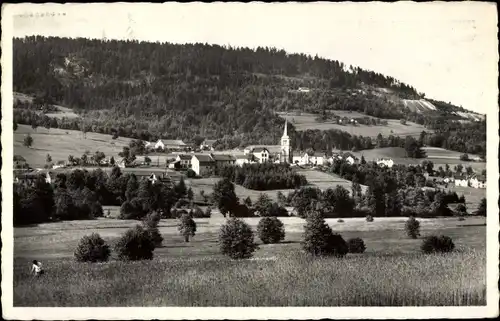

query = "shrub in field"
[142,211,161,229]
[74,233,111,263]
[141,211,163,246]
[337,219,344,223]
[421,235,455,254]
[178,213,197,242]
[115,225,156,261]
[366,215,374,222]
[257,217,285,244]
[405,216,421,239]
[302,211,348,257]
[219,218,258,259]
[347,237,366,254]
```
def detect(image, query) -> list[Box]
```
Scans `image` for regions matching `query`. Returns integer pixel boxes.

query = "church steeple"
[280,119,291,163]
[282,119,289,138]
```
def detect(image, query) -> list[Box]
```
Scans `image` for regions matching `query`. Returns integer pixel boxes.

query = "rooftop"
[193,154,215,163]
[211,154,236,161]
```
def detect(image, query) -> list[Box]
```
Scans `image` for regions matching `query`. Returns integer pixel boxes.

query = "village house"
[345,155,356,165]
[191,154,216,176]
[175,154,192,169]
[249,147,270,163]
[376,158,394,168]
[200,139,217,151]
[234,154,254,167]
[151,139,188,151]
[454,175,468,187]
[469,174,486,189]
[211,154,236,167]
[295,152,326,166]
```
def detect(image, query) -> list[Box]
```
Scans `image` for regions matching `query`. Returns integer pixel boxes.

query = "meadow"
[346,146,486,169]
[277,111,429,137]
[13,216,486,306]
[14,124,132,168]
[14,92,80,119]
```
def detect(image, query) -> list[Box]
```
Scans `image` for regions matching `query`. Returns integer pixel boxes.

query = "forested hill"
[13,36,482,148]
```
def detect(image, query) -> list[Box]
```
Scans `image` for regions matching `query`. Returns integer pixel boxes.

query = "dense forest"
[13,36,485,154]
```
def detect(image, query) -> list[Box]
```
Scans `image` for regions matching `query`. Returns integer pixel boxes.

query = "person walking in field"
[31,260,44,277]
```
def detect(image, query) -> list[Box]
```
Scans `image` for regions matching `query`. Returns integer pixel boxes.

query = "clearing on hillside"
[277,112,429,138]
[14,124,132,168]
[14,92,80,119]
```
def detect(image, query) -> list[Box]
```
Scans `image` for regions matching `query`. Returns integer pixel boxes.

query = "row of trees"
[217,163,308,190]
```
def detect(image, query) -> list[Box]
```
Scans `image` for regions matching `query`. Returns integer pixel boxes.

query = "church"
[243,119,293,164]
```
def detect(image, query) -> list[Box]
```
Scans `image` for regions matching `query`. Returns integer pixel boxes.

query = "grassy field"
[186,177,295,203]
[347,147,486,170]
[277,112,429,137]
[297,169,368,194]
[13,216,486,306]
[444,186,486,213]
[14,124,132,168]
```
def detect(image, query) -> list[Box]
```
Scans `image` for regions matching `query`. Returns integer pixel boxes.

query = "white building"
[469,175,486,189]
[454,175,468,187]
[200,139,217,151]
[376,158,394,168]
[175,154,192,169]
[251,147,270,163]
[299,152,325,166]
[235,155,254,167]
[346,156,355,165]
[191,154,216,176]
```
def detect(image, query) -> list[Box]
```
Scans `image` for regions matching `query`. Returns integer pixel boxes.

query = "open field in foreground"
[14,216,486,306]
[278,112,429,137]
[14,125,132,168]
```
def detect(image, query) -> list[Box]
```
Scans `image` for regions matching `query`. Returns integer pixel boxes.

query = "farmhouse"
[234,154,254,167]
[250,147,270,163]
[211,154,236,167]
[152,139,188,151]
[376,158,394,168]
[200,139,217,151]
[454,175,468,187]
[175,154,192,169]
[296,152,326,166]
[469,175,486,189]
[191,154,216,176]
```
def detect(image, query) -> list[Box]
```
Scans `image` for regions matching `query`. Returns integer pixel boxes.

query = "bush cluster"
[405,216,421,239]
[347,237,366,254]
[257,217,285,244]
[218,218,258,259]
[302,211,348,257]
[421,235,455,254]
[74,233,111,262]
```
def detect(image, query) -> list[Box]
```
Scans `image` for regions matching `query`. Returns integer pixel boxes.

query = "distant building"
[298,152,326,166]
[250,147,270,163]
[191,154,216,176]
[175,154,192,169]
[153,139,188,151]
[454,175,468,187]
[376,158,394,168]
[211,154,236,167]
[234,154,254,167]
[469,175,486,189]
[345,156,356,165]
[200,139,217,151]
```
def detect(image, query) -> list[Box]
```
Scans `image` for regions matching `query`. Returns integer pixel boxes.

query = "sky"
[7,2,498,114]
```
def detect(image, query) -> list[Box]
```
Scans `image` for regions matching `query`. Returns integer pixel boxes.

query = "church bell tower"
[280,119,292,163]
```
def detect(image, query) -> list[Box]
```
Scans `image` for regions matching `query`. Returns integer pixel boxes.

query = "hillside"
[13,36,485,154]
